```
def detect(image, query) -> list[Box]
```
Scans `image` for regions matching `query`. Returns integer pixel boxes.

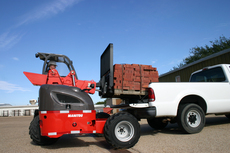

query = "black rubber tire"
[104,112,140,149]
[177,104,205,134]
[29,116,58,145]
[147,117,168,130]
[225,114,230,119]
[96,112,110,119]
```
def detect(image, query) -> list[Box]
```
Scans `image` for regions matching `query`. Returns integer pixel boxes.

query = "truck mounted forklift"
[24,44,156,149]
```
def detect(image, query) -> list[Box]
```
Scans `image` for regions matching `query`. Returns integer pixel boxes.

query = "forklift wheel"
[29,116,59,145]
[104,112,140,149]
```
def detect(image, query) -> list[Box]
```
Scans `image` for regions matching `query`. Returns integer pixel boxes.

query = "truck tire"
[147,117,168,130]
[29,116,58,145]
[104,112,140,149]
[225,114,230,119]
[177,104,205,134]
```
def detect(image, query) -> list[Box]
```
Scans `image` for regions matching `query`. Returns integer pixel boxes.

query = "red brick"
[123,70,133,75]
[134,82,140,90]
[113,80,122,85]
[141,77,152,83]
[123,75,134,81]
[114,69,122,73]
[123,86,130,90]
[131,64,139,67]
[114,64,122,70]
[123,64,132,68]
[114,85,122,89]
[134,71,141,77]
[149,78,159,82]
[142,87,148,91]
[114,74,122,79]
[142,71,151,77]
[134,76,141,82]
[142,82,150,88]
[123,81,132,87]
[149,72,158,77]
[142,65,156,71]
[112,64,158,93]
[134,68,140,72]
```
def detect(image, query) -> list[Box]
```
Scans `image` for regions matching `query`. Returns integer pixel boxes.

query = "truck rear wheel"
[29,115,58,145]
[177,104,205,134]
[147,117,168,130]
[104,112,140,149]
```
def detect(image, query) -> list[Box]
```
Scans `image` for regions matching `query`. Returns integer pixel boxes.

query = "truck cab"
[190,64,230,82]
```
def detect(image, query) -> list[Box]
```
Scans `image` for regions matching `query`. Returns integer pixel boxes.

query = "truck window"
[190,67,226,82]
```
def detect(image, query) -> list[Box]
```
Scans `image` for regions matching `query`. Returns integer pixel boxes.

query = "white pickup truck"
[147,64,230,134]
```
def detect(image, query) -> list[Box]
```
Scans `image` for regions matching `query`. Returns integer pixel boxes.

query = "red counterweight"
[39,110,107,138]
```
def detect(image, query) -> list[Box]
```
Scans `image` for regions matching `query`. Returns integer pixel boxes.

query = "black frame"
[98,43,114,97]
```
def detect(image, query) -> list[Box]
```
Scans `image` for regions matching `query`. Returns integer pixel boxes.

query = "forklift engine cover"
[39,84,95,111]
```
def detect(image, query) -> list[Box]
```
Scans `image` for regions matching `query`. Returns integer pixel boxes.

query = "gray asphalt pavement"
[0,115,230,153]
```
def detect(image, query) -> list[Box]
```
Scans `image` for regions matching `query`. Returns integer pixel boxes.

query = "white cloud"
[0,0,82,50]
[12,57,19,61]
[152,60,157,64]
[0,81,30,93]
[0,32,17,48]
[17,0,81,27]
[0,31,25,50]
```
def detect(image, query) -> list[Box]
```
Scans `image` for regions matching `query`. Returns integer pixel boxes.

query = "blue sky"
[0,0,230,106]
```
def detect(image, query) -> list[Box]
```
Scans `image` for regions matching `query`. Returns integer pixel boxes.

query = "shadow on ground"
[31,134,133,153]
[30,116,229,152]
[140,115,230,136]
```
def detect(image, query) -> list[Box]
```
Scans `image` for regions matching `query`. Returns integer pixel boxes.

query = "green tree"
[95,99,107,106]
[172,36,230,70]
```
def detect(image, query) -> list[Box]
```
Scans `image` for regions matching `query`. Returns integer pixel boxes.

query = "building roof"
[0,103,12,107]
[160,48,230,77]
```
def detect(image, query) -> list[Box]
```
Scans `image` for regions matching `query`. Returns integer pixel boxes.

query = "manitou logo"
[68,114,83,117]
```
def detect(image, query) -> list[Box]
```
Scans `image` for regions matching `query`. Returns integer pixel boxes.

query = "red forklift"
[24,44,148,149]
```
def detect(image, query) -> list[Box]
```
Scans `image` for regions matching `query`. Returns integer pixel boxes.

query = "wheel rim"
[115,121,134,142]
[186,110,201,127]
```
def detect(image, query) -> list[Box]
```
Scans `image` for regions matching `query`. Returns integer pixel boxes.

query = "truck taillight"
[148,88,155,102]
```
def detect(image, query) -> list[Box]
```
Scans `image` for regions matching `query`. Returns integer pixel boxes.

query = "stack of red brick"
[113,64,159,92]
